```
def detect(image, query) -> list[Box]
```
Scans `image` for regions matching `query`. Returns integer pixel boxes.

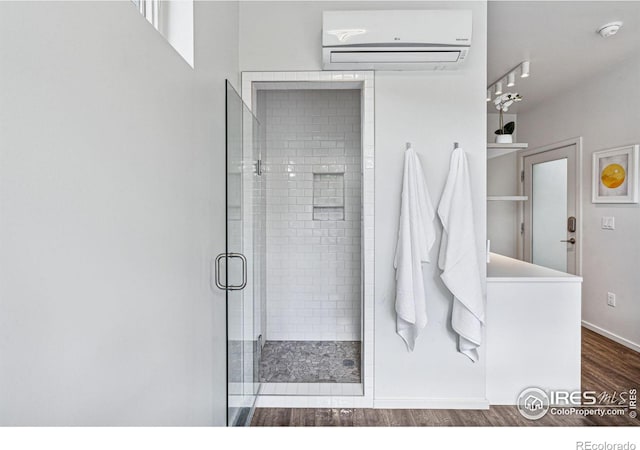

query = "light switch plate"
[607,292,616,307]
[602,216,615,230]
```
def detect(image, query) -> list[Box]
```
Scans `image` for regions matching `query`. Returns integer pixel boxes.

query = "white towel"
[394,146,437,351]
[437,147,485,362]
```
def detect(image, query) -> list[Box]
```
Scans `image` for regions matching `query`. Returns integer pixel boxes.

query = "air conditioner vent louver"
[323,10,472,71]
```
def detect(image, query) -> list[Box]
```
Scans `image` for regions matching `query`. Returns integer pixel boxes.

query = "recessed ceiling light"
[597,21,623,38]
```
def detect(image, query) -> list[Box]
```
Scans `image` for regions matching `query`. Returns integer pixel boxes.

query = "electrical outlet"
[602,216,615,230]
[607,292,616,307]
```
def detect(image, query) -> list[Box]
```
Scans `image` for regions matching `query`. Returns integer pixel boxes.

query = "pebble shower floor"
[259,341,361,383]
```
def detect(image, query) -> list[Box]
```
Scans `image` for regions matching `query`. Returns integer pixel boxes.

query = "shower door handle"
[214,253,248,291]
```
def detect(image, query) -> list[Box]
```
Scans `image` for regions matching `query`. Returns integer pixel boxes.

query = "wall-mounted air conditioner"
[322,10,472,71]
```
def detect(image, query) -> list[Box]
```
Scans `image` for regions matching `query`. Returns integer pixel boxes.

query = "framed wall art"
[592,144,639,204]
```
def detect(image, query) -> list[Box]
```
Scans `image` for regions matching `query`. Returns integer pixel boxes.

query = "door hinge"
[255,159,263,176]
[521,222,525,234]
[521,170,524,182]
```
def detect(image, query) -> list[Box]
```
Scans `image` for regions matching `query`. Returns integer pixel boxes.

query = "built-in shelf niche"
[313,172,345,221]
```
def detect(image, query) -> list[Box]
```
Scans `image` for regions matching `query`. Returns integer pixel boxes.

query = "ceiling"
[488,1,640,114]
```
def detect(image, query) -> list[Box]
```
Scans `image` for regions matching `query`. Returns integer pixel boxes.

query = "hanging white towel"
[437,147,485,362]
[394,146,437,351]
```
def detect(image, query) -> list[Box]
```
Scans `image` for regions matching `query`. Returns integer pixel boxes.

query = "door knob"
[560,238,576,244]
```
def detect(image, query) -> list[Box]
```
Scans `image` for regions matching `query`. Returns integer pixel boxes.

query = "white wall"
[518,56,640,350]
[0,1,238,425]
[240,1,488,405]
[259,89,362,342]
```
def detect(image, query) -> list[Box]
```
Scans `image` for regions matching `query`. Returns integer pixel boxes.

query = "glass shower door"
[223,80,261,426]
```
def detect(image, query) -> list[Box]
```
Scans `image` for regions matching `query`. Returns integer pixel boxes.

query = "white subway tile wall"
[259,89,362,341]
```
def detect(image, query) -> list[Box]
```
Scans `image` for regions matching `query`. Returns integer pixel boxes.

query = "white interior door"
[523,144,579,274]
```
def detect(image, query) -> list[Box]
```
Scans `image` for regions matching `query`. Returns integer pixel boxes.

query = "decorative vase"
[495,134,513,144]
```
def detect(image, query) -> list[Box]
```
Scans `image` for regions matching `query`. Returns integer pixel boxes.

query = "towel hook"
[454,142,460,149]
[406,142,411,150]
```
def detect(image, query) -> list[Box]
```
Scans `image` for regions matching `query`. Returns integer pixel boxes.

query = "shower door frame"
[241,71,375,408]
[222,80,262,426]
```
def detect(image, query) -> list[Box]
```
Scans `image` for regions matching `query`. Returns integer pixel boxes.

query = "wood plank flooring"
[251,327,640,426]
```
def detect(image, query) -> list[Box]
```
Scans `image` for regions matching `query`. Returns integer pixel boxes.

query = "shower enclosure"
[222,81,264,426]
[222,79,364,426]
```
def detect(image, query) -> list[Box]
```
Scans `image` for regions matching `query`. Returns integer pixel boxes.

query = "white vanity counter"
[486,253,582,405]
[487,252,582,283]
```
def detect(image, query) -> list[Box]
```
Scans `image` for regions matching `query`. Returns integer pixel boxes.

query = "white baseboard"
[373,398,490,410]
[582,320,640,353]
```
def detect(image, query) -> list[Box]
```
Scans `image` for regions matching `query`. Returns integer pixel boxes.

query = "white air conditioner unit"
[322,10,472,70]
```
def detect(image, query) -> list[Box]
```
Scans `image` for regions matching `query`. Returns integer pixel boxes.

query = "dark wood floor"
[251,327,640,426]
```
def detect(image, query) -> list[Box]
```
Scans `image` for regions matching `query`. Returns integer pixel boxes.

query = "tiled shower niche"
[313,172,345,221]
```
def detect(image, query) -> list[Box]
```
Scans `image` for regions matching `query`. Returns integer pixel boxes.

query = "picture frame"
[592,144,639,204]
